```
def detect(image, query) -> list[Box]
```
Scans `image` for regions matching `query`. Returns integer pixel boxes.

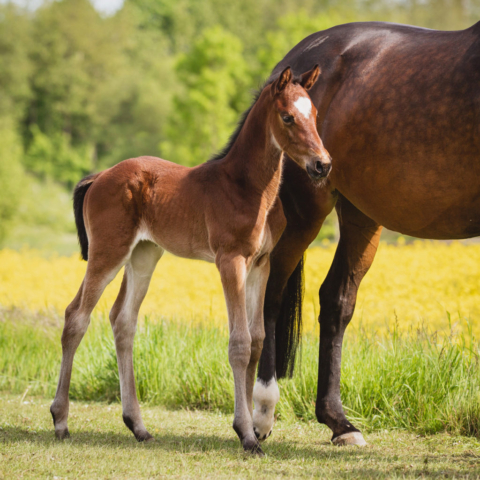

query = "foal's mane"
[208,71,303,163]
[208,84,267,163]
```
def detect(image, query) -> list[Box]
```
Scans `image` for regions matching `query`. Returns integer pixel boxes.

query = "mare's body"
[50,67,330,454]
[255,21,480,445]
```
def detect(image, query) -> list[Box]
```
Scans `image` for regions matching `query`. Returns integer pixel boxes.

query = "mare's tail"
[73,173,99,261]
[275,256,305,379]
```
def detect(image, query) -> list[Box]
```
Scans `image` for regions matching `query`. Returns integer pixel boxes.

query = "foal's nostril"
[307,157,331,181]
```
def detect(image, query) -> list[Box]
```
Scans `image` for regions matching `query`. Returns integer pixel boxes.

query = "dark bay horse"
[50,66,331,455]
[252,21,480,445]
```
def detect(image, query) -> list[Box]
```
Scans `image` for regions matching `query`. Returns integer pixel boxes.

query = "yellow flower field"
[1,242,479,335]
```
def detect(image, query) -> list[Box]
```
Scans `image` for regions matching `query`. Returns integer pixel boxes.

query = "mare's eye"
[282,115,294,125]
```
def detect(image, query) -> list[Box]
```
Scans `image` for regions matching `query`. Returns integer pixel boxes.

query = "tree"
[0,4,32,122]
[19,0,175,181]
[24,125,92,188]
[160,26,251,166]
[0,119,25,244]
[256,9,355,79]
[127,0,340,57]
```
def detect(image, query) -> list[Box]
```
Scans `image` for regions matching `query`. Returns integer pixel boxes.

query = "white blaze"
[294,96,312,119]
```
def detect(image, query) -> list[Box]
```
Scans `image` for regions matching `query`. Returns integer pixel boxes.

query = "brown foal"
[50,65,331,454]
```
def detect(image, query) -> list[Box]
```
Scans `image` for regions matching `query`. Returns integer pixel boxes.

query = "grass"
[1,309,479,439]
[1,393,480,479]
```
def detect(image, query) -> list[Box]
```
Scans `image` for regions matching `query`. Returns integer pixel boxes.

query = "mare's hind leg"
[50,247,128,439]
[109,241,163,442]
[316,195,382,445]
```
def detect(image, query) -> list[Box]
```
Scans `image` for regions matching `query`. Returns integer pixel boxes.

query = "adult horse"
[251,21,480,445]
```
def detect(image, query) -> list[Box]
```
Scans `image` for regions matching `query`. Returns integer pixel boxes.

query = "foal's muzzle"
[306,157,332,181]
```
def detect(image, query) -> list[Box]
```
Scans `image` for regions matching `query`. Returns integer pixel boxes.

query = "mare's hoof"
[55,428,70,440]
[332,431,367,446]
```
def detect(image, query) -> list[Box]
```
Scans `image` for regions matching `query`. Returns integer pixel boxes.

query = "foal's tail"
[275,256,305,379]
[73,173,99,261]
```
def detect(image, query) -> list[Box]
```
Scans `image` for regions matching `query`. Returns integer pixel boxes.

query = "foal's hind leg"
[109,241,163,442]
[50,249,128,439]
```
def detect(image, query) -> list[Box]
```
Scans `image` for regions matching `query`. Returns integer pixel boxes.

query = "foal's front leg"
[217,253,262,455]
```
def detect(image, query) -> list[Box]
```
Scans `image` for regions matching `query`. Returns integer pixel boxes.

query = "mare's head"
[267,65,331,182]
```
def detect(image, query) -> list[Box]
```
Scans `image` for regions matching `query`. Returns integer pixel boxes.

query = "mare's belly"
[335,174,480,240]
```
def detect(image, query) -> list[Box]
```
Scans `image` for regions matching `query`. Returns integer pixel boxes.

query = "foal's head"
[267,65,331,182]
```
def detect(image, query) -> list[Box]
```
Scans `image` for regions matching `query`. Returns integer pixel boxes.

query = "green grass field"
[1,309,480,438]
[1,309,480,478]
[1,394,479,479]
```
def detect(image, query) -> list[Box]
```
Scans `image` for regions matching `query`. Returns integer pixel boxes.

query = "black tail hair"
[73,173,97,261]
[275,256,305,379]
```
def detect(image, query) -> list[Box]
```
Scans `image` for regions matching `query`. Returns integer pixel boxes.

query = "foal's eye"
[282,115,294,125]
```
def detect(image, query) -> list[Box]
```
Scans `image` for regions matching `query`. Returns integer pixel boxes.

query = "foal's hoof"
[123,414,154,442]
[243,439,265,457]
[332,431,367,446]
[55,428,70,440]
[135,431,154,443]
[254,426,273,443]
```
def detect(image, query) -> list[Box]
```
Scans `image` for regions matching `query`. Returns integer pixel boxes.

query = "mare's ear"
[300,65,321,90]
[272,66,293,95]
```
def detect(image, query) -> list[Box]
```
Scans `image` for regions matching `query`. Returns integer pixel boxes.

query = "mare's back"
[270,22,480,238]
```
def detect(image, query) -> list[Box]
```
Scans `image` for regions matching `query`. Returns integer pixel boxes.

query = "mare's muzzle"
[307,157,332,181]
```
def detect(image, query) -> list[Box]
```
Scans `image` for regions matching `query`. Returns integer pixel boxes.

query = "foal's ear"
[273,66,293,95]
[300,65,321,90]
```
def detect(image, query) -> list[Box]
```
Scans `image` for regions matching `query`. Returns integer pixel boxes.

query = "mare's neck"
[221,95,283,205]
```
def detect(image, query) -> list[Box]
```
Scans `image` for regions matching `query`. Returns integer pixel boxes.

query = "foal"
[50,65,331,454]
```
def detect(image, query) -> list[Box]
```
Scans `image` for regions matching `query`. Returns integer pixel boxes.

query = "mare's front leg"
[255,160,335,441]
[316,195,382,445]
[217,253,262,455]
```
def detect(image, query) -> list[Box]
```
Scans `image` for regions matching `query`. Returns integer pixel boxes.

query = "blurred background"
[0,0,479,254]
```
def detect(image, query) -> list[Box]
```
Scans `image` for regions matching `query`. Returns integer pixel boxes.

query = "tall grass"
[1,310,479,437]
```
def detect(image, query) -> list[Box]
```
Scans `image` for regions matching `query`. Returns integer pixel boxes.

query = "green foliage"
[0,5,32,121]
[256,9,355,78]
[160,26,251,166]
[3,176,77,255]
[24,126,93,187]
[127,0,329,55]
[0,120,25,244]
[22,0,174,178]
